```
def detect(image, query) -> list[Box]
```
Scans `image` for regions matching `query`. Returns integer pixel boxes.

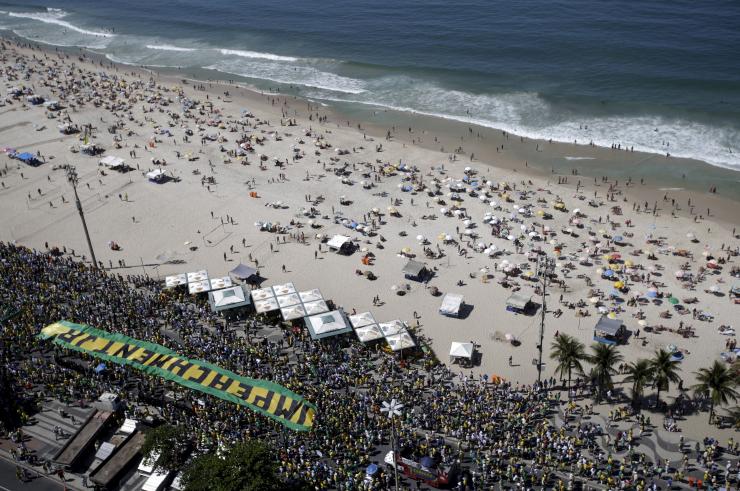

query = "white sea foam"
[205,59,366,95]
[146,44,196,52]
[313,77,740,171]
[8,10,114,38]
[218,49,296,62]
[565,156,596,160]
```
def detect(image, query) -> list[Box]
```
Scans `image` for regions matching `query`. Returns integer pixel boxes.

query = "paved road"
[0,458,67,491]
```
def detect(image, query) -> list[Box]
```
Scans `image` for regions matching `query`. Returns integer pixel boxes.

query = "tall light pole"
[535,255,555,383]
[381,399,403,491]
[66,165,98,269]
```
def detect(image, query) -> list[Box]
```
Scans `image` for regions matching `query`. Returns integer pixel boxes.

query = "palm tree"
[624,359,652,410]
[649,349,682,410]
[691,361,739,423]
[589,343,623,401]
[550,334,587,394]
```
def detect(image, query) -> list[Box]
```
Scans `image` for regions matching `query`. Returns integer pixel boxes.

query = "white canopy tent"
[99,155,126,169]
[449,342,474,360]
[276,293,302,308]
[327,234,352,253]
[378,320,405,337]
[188,280,211,294]
[298,289,324,303]
[386,331,416,351]
[250,287,275,301]
[186,270,208,283]
[354,324,384,343]
[272,282,297,296]
[303,299,330,315]
[349,312,376,329]
[281,304,308,321]
[146,169,166,182]
[439,293,464,317]
[254,297,280,313]
[165,274,187,288]
[209,276,233,290]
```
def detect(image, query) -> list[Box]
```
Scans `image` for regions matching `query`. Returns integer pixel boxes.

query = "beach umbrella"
[709,285,720,293]
[638,319,647,327]
[603,270,615,277]
[445,234,452,241]
[613,235,624,242]
[543,226,551,233]
[614,281,625,289]
[596,268,603,274]
[537,210,545,216]
[589,297,599,304]
[463,219,472,226]
[674,270,684,278]
[489,201,498,207]
[686,232,695,240]
[520,224,527,231]
[607,312,617,319]
[416,234,425,241]
[668,296,679,305]
[507,235,516,241]
[401,247,412,254]
[701,250,710,257]
[549,239,557,245]
[479,195,487,201]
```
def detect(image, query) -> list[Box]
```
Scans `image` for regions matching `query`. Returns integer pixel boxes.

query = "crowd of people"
[1,242,738,490]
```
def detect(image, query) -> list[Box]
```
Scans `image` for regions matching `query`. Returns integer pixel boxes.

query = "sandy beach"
[1,37,739,442]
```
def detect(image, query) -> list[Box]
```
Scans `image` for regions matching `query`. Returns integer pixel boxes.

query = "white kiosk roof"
[298,289,324,303]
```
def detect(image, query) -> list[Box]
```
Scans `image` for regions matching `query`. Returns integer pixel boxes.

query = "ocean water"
[2,0,740,170]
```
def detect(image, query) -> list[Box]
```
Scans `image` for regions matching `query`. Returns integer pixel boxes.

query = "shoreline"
[6,33,739,224]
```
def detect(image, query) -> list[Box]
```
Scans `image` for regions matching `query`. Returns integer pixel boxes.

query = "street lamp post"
[381,399,403,491]
[535,255,555,383]
[66,165,98,269]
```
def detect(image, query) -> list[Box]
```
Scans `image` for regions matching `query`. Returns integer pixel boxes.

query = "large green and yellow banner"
[40,321,316,431]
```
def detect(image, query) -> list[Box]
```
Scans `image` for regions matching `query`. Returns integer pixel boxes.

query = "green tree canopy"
[142,424,192,473]
[624,359,652,410]
[182,440,281,491]
[550,334,587,393]
[692,360,739,423]
[649,348,682,410]
[588,343,623,401]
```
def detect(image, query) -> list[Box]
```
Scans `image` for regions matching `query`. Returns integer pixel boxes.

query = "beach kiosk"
[593,316,626,345]
[439,293,464,317]
[402,259,428,282]
[327,234,354,254]
[505,293,532,314]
